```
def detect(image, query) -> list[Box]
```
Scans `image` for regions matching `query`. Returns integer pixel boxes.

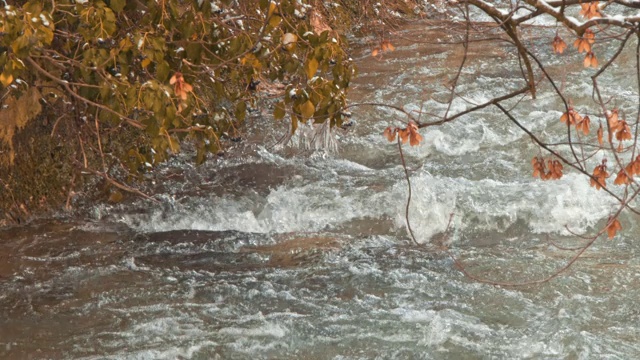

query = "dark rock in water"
[133,229,259,246]
[132,230,342,272]
[129,229,269,260]
[135,251,262,272]
[132,230,269,272]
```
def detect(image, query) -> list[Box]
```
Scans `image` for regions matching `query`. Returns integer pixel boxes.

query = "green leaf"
[235,101,247,122]
[274,101,286,120]
[108,190,124,203]
[196,145,207,165]
[109,0,126,12]
[103,8,117,36]
[186,43,202,61]
[99,82,111,98]
[156,61,170,82]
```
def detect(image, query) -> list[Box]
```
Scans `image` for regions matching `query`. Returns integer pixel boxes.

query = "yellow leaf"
[274,101,286,120]
[141,58,151,68]
[40,27,54,45]
[306,58,319,79]
[168,136,180,153]
[300,100,315,119]
[267,1,277,18]
[108,190,124,203]
[0,72,13,87]
[269,15,282,28]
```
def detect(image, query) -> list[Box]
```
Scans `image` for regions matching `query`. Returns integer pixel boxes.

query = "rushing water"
[3,21,640,359]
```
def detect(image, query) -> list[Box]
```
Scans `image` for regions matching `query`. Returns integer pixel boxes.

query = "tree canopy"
[0,0,355,167]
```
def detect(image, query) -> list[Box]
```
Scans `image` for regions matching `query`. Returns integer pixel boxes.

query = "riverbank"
[0,0,449,227]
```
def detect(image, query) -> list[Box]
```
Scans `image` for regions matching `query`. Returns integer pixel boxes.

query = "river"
[2,20,640,359]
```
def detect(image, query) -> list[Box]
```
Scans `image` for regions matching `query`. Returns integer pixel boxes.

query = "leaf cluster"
[0,0,355,176]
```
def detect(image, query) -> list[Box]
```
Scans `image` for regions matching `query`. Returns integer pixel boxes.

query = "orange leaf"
[560,112,568,123]
[170,72,193,100]
[631,155,640,175]
[577,115,590,135]
[572,111,582,125]
[552,35,567,54]
[397,128,409,144]
[381,40,395,52]
[533,168,542,178]
[409,132,422,146]
[383,127,397,142]
[583,52,598,68]
[580,3,602,19]
[0,72,13,87]
[579,3,589,17]
[607,109,619,129]
[549,159,563,179]
[573,38,591,53]
[407,121,423,146]
[614,169,631,185]
[597,124,604,145]
[590,162,608,190]
[169,73,179,85]
[584,29,596,44]
[532,156,545,179]
[560,108,581,125]
[606,218,621,239]
[615,120,632,141]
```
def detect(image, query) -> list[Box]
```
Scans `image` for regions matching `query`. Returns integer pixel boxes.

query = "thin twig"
[397,137,420,246]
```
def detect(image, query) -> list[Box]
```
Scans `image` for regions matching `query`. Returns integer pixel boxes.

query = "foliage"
[0,0,353,175]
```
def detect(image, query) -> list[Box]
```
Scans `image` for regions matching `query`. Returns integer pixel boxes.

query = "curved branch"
[25,56,146,130]
[418,86,530,128]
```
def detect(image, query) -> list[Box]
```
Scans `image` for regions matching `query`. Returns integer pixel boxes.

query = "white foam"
[393,171,616,241]
[219,323,288,338]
